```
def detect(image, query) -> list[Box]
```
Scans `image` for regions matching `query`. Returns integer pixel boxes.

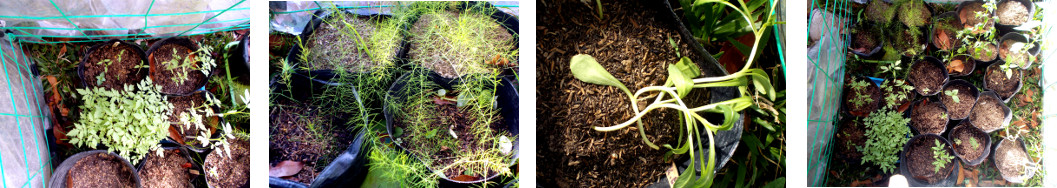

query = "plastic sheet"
[0,0,248,41]
[0,35,52,188]
[806,7,846,186]
[268,1,519,35]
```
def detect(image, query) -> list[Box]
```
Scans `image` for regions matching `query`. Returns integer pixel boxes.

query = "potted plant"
[136,144,197,188]
[407,2,518,81]
[888,22,928,56]
[843,76,881,117]
[906,56,948,96]
[851,23,884,57]
[78,40,149,89]
[900,134,959,186]
[984,62,1022,102]
[968,41,999,64]
[384,70,519,184]
[146,37,217,95]
[865,0,894,23]
[947,121,991,166]
[908,98,949,135]
[288,9,406,76]
[992,137,1038,184]
[957,0,994,35]
[993,0,1034,33]
[897,0,931,28]
[997,33,1037,69]
[835,117,867,164]
[938,79,979,120]
[858,109,911,175]
[48,150,142,188]
[930,12,961,51]
[880,79,915,112]
[65,78,172,163]
[167,90,226,152]
[968,91,1012,133]
[946,54,976,77]
[204,138,250,188]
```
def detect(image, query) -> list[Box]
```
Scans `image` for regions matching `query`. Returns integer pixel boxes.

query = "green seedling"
[849,79,874,108]
[67,78,173,163]
[931,140,955,173]
[160,43,216,85]
[881,79,914,109]
[945,89,960,103]
[858,109,911,173]
[95,49,127,85]
[969,137,980,150]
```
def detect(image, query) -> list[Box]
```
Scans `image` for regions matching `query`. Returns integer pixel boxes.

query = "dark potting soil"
[853,30,878,54]
[970,94,1004,131]
[269,102,355,184]
[304,14,398,72]
[866,0,892,22]
[83,42,146,89]
[205,139,250,188]
[167,93,217,143]
[996,0,1030,25]
[409,10,515,79]
[138,149,193,188]
[151,43,206,94]
[68,153,135,188]
[843,77,881,116]
[396,103,510,179]
[911,99,947,134]
[999,40,1031,65]
[908,59,944,95]
[986,64,1021,99]
[536,0,712,186]
[950,123,986,163]
[933,16,960,50]
[995,139,1029,178]
[959,1,992,34]
[836,118,866,162]
[972,43,998,62]
[940,83,976,119]
[906,137,955,184]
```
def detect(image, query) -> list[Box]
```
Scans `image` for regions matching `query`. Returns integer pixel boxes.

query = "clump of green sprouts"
[160,43,216,85]
[931,140,955,173]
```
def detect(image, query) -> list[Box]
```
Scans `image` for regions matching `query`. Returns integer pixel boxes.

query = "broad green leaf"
[569,54,631,96]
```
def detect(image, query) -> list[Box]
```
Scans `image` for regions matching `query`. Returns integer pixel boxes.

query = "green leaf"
[569,54,631,96]
[762,177,785,188]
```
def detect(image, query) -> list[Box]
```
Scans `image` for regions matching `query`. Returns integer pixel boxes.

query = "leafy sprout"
[858,108,911,173]
[849,79,875,109]
[931,140,955,173]
[67,78,173,163]
[944,89,960,103]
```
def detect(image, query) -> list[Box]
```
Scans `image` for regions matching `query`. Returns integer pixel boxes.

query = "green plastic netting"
[806,0,850,186]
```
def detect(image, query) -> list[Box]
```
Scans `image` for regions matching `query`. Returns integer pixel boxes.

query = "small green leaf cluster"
[177,93,236,158]
[969,137,980,150]
[882,79,914,108]
[67,78,173,163]
[849,79,874,108]
[858,109,911,173]
[95,49,126,85]
[161,43,216,85]
[944,89,961,103]
[931,140,955,173]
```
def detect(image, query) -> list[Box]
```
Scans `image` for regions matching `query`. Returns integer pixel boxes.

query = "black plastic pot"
[843,76,882,117]
[947,54,976,77]
[135,140,199,187]
[226,35,250,84]
[998,33,1038,69]
[286,9,409,79]
[308,126,370,188]
[269,177,309,188]
[956,0,994,35]
[994,0,1035,34]
[77,39,149,89]
[947,122,991,167]
[991,137,1037,184]
[983,62,1023,103]
[900,134,960,187]
[907,56,949,96]
[383,71,518,185]
[968,91,1012,133]
[48,150,143,188]
[939,79,979,121]
[666,0,745,180]
[970,41,1000,65]
[851,23,885,58]
[905,98,950,135]
[146,37,213,96]
[929,12,962,51]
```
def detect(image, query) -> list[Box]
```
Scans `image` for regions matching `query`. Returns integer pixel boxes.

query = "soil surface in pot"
[911,99,947,134]
[836,118,866,162]
[959,1,993,34]
[844,77,881,116]
[151,43,206,94]
[995,139,1030,179]
[269,101,356,184]
[906,136,955,184]
[304,13,401,72]
[970,94,1005,131]
[950,123,987,163]
[138,149,193,188]
[536,0,712,186]
[996,0,1030,25]
[68,153,136,188]
[947,56,974,76]
[999,40,1031,66]
[908,59,945,95]
[167,92,218,144]
[986,65,1021,99]
[853,29,879,54]
[84,42,146,89]
[205,138,250,188]
[932,16,960,50]
[409,10,515,79]
[971,43,998,62]
[395,102,511,179]
[940,83,976,119]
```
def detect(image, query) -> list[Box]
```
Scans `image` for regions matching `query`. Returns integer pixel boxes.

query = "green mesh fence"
[0,34,52,188]
[1,0,249,44]
[806,0,849,186]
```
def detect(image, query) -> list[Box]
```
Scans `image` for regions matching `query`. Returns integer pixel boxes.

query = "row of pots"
[48,139,249,188]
